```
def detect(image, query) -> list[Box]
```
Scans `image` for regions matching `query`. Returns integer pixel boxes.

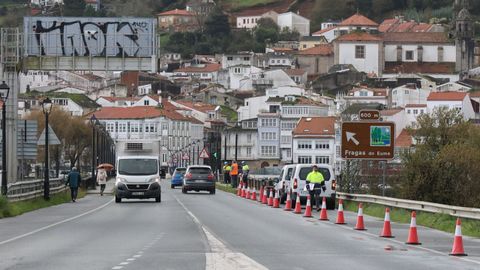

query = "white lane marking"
[119,262,129,265]
[173,194,268,270]
[133,255,142,258]
[127,258,136,261]
[112,267,123,270]
[307,212,480,266]
[0,199,114,246]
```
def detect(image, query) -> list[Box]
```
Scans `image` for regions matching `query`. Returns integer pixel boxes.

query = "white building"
[334,13,379,38]
[292,117,336,165]
[405,104,428,126]
[173,63,221,82]
[426,91,476,120]
[343,86,387,106]
[390,83,432,108]
[223,118,259,164]
[436,82,472,92]
[334,32,383,76]
[312,27,337,43]
[221,52,255,69]
[277,12,310,36]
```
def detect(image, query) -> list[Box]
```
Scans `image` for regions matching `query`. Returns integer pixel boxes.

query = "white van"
[276,164,336,209]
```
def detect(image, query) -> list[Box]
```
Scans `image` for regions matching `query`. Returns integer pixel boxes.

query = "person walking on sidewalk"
[96,167,107,196]
[66,167,82,202]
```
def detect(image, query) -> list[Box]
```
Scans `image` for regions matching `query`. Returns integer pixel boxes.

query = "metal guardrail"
[6,177,68,201]
[337,192,480,220]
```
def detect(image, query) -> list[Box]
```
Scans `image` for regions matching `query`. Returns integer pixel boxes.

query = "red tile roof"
[176,100,216,113]
[378,18,399,32]
[94,106,164,119]
[297,44,334,56]
[427,91,468,101]
[158,9,194,16]
[384,62,455,74]
[470,91,480,98]
[175,63,221,73]
[285,68,307,76]
[336,32,382,42]
[395,129,413,148]
[405,104,427,108]
[382,32,449,43]
[339,14,379,27]
[293,117,336,137]
[312,26,336,36]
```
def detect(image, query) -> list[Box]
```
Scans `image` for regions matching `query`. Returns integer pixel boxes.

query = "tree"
[26,108,92,169]
[204,7,230,37]
[63,0,86,16]
[399,107,480,207]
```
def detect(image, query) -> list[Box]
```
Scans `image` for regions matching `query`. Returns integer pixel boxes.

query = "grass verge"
[0,189,86,219]
[342,200,480,238]
[216,182,237,194]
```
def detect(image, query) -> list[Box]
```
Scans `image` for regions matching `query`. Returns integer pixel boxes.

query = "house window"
[281,135,291,144]
[303,44,307,49]
[243,57,250,61]
[247,134,252,143]
[243,19,246,24]
[286,149,292,158]
[298,156,312,164]
[282,59,286,64]
[413,109,418,114]
[406,50,414,60]
[420,109,424,114]
[261,118,277,127]
[407,109,411,114]
[246,147,252,157]
[316,156,330,164]
[144,100,149,105]
[261,132,276,140]
[359,91,368,97]
[261,146,276,157]
[315,143,329,149]
[297,141,312,149]
[355,45,365,59]
[227,56,233,60]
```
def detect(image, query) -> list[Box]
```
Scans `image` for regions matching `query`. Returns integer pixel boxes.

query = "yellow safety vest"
[242,165,249,171]
[306,171,324,184]
[225,165,231,172]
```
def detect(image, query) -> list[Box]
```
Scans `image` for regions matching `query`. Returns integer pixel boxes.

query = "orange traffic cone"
[251,187,257,201]
[284,190,292,211]
[273,190,280,208]
[241,182,246,198]
[236,183,241,196]
[450,218,467,256]
[246,187,251,199]
[354,203,366,230]
[380,208,394,238]
[262,187,268,204]
[267,189,274,206]
[258,186,264,202]
[406,211,421,245]
[304,194,313,217]
[335,199,346,224]
[293,193,302,214]
[319,197,329,221]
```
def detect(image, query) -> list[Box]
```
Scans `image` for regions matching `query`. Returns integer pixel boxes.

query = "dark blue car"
[171,167,186,189]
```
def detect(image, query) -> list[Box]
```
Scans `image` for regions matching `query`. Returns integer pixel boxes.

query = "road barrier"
[7,177,68,201]
[337,192,480,220]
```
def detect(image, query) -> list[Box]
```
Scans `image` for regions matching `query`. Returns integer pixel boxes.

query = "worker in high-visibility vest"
[230,161,239,188]
[223,162,231,184]
[242,162,250,182]
[306,165,325,211]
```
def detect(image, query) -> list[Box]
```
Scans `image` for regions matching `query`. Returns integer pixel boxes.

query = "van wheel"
[171,184,174,189]
[182,187,187,194]
[115,196,121,203]
[155,194,161,203]
[210,189,216,195]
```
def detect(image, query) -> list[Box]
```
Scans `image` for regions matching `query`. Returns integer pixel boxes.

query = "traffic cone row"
[235,189,468,256]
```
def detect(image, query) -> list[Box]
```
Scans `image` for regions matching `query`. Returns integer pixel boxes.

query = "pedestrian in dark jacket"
[66,167,82,202]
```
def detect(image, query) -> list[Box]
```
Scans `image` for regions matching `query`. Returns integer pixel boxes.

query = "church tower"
[454,0,475,72]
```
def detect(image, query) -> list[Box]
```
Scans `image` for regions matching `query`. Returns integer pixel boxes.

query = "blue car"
[171,167,186,189]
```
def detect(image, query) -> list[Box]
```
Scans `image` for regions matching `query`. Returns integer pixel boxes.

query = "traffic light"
[213,152,218,159]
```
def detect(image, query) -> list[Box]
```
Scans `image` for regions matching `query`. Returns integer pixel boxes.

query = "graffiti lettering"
[25,17,155,57]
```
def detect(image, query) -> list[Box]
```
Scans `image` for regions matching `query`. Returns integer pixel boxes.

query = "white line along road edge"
[173,194,268,270]
[0,199,114,246]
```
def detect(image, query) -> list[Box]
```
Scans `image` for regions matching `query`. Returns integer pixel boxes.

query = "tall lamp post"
[41,97,53,200]
[0,81,10,196]
[89,115,97,190]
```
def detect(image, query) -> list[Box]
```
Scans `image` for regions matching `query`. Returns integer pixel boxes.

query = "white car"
[276,164,336,209]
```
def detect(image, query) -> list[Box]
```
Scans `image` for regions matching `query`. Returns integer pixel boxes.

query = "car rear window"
[299,167,331,181]
[188,167,211,174]
[176,168,186,174]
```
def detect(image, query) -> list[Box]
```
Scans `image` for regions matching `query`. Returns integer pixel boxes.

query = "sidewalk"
[86,178,115,195]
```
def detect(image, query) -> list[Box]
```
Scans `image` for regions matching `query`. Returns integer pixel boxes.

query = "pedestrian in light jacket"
[96,167,107,196]
[66,167,82,202]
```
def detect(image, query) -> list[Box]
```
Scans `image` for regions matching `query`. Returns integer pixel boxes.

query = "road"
[0,182,479,270]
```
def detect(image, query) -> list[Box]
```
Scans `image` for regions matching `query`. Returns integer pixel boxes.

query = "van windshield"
[118,159,158,176]
[299,167,331,181]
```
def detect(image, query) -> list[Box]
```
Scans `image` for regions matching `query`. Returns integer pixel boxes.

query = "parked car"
[171,167,186,189]
[182,165,215,194]
[275,164,336,209]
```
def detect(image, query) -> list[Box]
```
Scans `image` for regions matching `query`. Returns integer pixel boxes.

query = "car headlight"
[116,177,126,184]
[148,177,160,183]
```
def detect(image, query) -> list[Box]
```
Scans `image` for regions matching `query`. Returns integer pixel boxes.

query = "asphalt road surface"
[1,182,479,270]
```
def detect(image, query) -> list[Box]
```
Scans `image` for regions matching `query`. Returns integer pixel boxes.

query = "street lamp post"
[41,97,53,200]
[0,81,10,196]
[89,115,97,190]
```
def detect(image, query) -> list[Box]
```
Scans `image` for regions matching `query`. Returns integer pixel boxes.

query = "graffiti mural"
[24,17,156,57]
